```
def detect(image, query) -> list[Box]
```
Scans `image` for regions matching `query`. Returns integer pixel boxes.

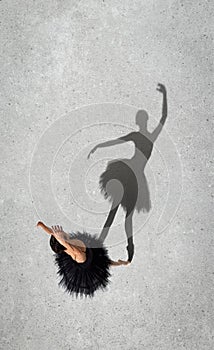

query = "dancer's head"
[135,110,148,129]
[50,235,66,254]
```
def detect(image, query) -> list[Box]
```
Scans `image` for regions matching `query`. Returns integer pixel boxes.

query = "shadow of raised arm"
[151,83,168,142]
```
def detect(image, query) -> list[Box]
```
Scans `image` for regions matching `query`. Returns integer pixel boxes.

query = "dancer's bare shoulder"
[69,239,86,252]
[65,244,86,263]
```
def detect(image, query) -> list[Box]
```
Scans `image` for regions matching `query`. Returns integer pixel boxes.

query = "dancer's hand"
[87,146,97,159]
[36,221,43,227]
[36,221,54,235]
[51,225,64,237]
[156,83,166,94]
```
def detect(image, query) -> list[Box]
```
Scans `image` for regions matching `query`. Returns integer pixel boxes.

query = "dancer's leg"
[99,201,119,242]
[125,210,134,262]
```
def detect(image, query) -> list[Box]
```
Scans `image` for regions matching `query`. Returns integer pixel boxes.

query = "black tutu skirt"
[99,158,151,213]
[50,232,112,298]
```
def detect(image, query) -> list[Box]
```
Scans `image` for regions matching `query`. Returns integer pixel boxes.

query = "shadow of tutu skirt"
[99,158,151,213]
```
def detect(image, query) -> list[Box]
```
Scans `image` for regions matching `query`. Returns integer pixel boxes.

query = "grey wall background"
[0,0,213,349]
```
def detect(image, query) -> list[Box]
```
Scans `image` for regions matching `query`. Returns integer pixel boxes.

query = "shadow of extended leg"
[125,210,134,262]
[99,200,119,243]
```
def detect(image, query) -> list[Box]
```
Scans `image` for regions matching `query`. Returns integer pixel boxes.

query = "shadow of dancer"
[88,83,168,262]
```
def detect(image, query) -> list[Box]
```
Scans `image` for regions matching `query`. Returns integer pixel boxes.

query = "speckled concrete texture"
[0,0,213,349]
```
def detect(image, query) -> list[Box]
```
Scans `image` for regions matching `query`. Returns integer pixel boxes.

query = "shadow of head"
[135,110,149,129]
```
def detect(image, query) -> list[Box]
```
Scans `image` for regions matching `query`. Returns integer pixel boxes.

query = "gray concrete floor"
[1,1,213,349]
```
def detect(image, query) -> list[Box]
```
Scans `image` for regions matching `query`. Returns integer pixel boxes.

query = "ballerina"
[88,83,168,262]
[37,221,130,298]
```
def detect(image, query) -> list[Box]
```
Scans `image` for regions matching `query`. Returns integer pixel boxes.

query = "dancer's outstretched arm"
[37,222,86,262]
[37,222,71,246]
[37,222,130,266]
[151,83,168,142]
[87,132,134,159]
[37,222,84,249]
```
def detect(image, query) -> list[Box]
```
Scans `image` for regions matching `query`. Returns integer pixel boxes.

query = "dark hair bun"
[50,235,66,254]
